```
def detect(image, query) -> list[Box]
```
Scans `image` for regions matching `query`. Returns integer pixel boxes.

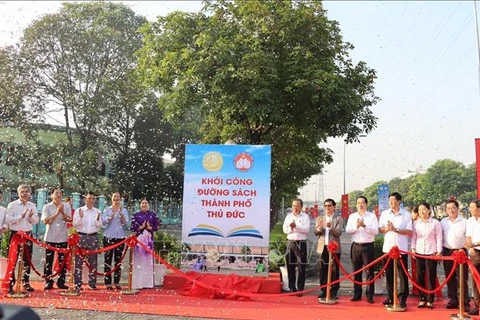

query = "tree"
[18,2,148,189]
[0,47,44,131]
[137,0,378,224]
[362,180,387,208]
[348,190,364,208]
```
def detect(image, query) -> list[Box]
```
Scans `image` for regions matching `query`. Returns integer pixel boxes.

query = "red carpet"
[0,281,477,319]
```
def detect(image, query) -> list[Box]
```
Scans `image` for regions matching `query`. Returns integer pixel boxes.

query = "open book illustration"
[188,224,263,239]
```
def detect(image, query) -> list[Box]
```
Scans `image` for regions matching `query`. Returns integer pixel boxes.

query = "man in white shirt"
[441,199,469,312]
[0,190,7,236]
[73,192,103,292]
[282,198,310,295]
[466,199,480,316]
[378,192,412,309]
[5,184,39,293]
[42,188,72,290]
[345,196,379,303]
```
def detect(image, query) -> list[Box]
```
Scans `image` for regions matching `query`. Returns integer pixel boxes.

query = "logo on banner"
[234,152,253,172]
[202,152,223,172]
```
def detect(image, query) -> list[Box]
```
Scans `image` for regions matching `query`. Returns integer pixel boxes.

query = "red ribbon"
[67,233,80,247]
[125,235,138,248]
[388,246,400,259]
[452,250,469,264]
[327,241,339,253]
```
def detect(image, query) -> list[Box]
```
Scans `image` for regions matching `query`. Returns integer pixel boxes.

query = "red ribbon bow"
[67,233,80,247]
[452,250,469,265]
[388,246,400,259]
[125,236,138,248]
[327,241,339,253]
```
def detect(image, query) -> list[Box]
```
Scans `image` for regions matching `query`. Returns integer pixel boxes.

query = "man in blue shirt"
[101,192,129,290]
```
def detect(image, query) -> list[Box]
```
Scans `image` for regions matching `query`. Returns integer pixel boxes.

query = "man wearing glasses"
[315,198,344,301]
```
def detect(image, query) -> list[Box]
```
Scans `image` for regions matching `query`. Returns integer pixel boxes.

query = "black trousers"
[351,242,374,298]
[319,246,341,297]
[8,230,33,288]
[103,237,125,285]
[385,254,409,303]
[286,240,307,292]
[415,254,437,303]
[44,242,68,286]
[442,248,470,305]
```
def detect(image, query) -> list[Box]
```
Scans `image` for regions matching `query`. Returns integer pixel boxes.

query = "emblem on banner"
[202,152,224,172]
[234,152,253,172]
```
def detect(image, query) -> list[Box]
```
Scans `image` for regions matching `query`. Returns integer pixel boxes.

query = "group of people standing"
[0,185,160,294]
[283,192,480,315]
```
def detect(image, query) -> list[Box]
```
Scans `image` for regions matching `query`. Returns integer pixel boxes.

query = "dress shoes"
[89,284,97,290]
[57,283,68,290]
[318,293,326,299]
[383,297,393,305]
[426,302,433,309]
[399,301,407,309]
[106,285,114,291]
[351,296,362,302]
[114,284,122,290]
[445,300,458,309]
[469,307,479,316]
[367,297,374,304]
[44,283,54,290]
[23,284,35,292]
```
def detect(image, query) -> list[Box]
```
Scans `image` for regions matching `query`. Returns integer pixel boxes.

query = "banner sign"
[377,183,390,213]
[181,144,271,275]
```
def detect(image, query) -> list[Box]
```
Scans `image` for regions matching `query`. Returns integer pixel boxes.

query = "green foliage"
[1,231,10,258]
[137,0,378,225]
[153,232,190,268]
[360,159,476,213]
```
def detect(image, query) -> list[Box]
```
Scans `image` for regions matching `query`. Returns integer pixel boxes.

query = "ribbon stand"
[385,257,405,312]
[7,243,28,298]
[121,244,138,295]
[318,243,337,304]
[61,244,80,296]
[451,260,470,319]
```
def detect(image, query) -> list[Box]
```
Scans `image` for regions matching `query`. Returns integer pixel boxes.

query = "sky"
[1,1,480,204]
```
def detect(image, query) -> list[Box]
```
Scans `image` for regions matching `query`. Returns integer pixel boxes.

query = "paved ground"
[4,223,459,319]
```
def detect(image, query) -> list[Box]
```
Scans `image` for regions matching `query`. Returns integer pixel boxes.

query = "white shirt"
[379,208,412,252]
[283,212,310,241]
[42,201,72,243]
[440,215,466,249]
[466,216,480,244]
[345,211,379,243]
[5,199,39,232]
[73,206,103,234]
[0,206,6,229]
[411,218,442,254]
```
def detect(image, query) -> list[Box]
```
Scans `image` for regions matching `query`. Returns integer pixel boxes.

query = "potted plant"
[373,235,385,294]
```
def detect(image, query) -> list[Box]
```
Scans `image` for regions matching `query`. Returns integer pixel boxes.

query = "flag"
[341,194,349,220]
